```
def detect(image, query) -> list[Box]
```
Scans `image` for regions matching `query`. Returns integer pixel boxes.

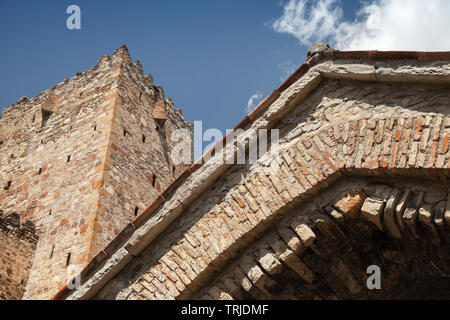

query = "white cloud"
[278,61,298,81]
[273,0,450,51]
[246,92,263,112]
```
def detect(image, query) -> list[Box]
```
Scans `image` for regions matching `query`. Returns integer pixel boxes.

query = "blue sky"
[0,1,362,132]
[6,0,449,134]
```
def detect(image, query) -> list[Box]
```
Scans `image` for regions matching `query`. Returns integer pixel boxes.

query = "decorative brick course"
[95,113,450,300]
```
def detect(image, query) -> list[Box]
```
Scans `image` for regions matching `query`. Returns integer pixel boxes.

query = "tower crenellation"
[0,211,38,300]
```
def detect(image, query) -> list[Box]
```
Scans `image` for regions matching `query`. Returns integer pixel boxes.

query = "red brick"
[310,149,331,175]
[390,143,400,168]
[375,120,385,144]
[420,128,431,152]
[394,120,403,142]
[365,129,375,156]
[333,123,341,142]
[302,139,312,149]
[413,117,422,141]
[428,141,439,168]
[400,128,412,155]
[441,132,449,154]
[232,192,246,209]
[433,117,443,141]
[381,155,389,169]
[371,145,381,170]
[323,151,338,172]
[296,157,311,176]
[312,136,326,152]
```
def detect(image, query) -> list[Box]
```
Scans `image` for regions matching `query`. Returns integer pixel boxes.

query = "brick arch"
[102,114,450,300]
[192,176,450,300]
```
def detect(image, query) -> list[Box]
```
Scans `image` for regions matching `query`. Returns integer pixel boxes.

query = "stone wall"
[86,76,450,300]
[89,48,193,256]
[1,53,118,299]
[0,46,192,299]
[0,212,38,300]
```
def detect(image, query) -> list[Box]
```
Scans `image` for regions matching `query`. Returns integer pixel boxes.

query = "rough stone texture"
[192,178,450,300]
[0,46,192,299]
[307,42,331,59]
[2,48,450,300]
[77,73,450,300]
[361,197,385,230]
[333,190,366,219]
[0,213,38,300]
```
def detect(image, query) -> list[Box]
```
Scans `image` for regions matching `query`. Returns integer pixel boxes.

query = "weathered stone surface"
[333,190,367,219]
[326,207,345,223]
[0,46,193,299]
[395,190,411,231]
[277,226,306,255]
[271,240,314,283]
[0,216,37,300]
[434,201,446,227]
[445,193,450,227]
[307,41,331,58]
[383,189,402,238]
[257,251,283,276]
[290,220,316,247]
[403,192,424,231]
[192,178,450,300]
[3,46,450,301]
[361,197,384,230]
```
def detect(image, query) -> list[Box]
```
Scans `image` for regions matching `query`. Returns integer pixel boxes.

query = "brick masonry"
[193,178,450,300]
[82,74,450,299]
[2,45,450,300]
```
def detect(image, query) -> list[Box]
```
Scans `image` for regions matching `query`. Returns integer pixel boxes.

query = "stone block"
[361,197,384,230]
[290,219,316,247]
[383,189,402,238]
[333,189,367,219]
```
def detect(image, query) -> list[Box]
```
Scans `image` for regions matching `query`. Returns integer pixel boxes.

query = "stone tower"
[0,45,193,299]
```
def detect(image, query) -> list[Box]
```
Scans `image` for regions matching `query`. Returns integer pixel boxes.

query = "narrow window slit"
[4,181,12,190]
[67,155,71,163]
[38,168,42,175]
[152,175,157,188]
[50,246,54,259]
[66,253,71,266]
[134,206,139,216]
[142,134,146,143]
